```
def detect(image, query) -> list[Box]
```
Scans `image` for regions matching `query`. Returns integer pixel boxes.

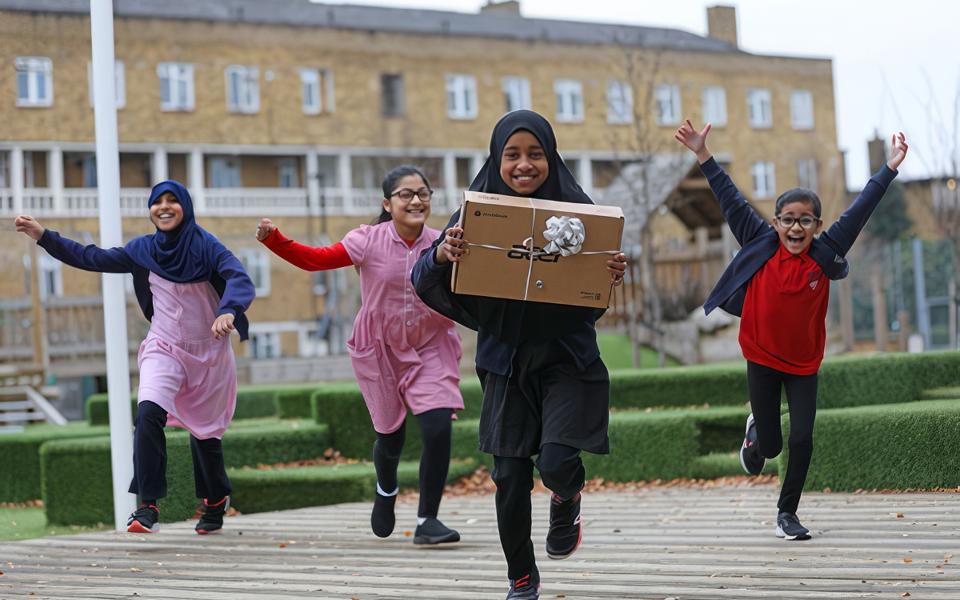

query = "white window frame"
[654,84,681,126]
[22,151,35,188]
[797,158,818,190]
[751,161,776,199]
[208,156,241,188]
[157,62,195,111]
[502,76,531,113]
[790,90,814,130]
[278,157,299,188]
[747,88,773,129]
[702,85,727,127]
[0,152,8,187]
[15,57,53,107]
[300,68,334,115]
[249,331,280,359]
[298,328,330,358]
[554,79,584,123]
[381,73,405,117]
[446,74,478,120]
[38,254,63,300]
[239,248,271,296]
[87,60,125,109]
[606,80,633,125]
[225,65,260,114]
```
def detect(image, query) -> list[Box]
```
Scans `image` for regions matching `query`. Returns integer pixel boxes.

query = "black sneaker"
[371,492,397,538]
[546,492,582,560]
[126,503,159,534]
[195,496,229,535]
[775,511,811,541]
[739,413,765,476]
[413,517,460,545]
[505,572,540,600]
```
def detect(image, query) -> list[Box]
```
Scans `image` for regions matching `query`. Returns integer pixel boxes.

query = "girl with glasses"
[256,165,463,546]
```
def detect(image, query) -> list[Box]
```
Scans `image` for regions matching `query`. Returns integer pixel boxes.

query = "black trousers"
[127,400,232,503]
[746,361,818,515]
[373,407,453,519]
[492,443,584,579]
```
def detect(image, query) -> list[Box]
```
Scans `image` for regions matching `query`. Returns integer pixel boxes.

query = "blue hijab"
[124,181,219,282]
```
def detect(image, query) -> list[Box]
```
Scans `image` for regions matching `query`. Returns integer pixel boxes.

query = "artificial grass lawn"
[598,333,681,370]
[0,508,108,541]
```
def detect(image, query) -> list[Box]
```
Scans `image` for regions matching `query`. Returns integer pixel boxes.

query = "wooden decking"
[1,484,958,599]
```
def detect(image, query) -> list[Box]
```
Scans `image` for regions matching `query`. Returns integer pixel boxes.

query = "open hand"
[607,253,627,286]
[14,215,45,241]
[211,313,235,339]
[256,218,276,242]
[674,120,713,164]
[435,226,467,264]
[887,131,908,171]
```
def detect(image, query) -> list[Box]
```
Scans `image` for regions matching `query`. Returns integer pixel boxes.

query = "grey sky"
[313,0,956,189]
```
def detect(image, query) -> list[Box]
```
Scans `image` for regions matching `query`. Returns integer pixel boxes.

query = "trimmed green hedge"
[41,421,330,526]
[782,399,960,492]
[0,424,110,502]
[817,351,960,410]
[230,460,478,514]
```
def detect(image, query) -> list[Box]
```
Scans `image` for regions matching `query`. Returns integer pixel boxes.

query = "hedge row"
[41,420,330,526]
[785,398,960,492]
[0,423,109,502]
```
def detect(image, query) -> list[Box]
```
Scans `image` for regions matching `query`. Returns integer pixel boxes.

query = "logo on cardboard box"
[473,210,508,219]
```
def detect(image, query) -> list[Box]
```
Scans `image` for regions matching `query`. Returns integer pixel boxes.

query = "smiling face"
[499,130,549,196]
[773,200,822,255]
[383,174,431,231]
[149,192,184,232]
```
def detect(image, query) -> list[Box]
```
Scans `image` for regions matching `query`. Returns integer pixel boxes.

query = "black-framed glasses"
[775,214,820,229]
[390,188,433,202]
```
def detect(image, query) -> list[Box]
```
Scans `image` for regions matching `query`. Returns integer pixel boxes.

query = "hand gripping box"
[451,191,625,308]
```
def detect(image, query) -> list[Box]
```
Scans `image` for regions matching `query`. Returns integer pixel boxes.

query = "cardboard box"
[452,191,625,308]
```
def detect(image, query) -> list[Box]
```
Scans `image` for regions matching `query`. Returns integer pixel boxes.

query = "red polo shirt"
[739,243,829,375]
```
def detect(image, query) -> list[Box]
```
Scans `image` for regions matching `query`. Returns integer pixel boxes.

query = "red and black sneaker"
[505,572,540,600]
[545,492,582,560]
[195,496,229,535]
[126,503,159,534]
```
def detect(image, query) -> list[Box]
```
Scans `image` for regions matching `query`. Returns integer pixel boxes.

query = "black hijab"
[424,110,602,345]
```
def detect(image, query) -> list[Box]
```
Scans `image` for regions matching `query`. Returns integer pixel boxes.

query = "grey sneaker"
[739,413,765,476]
[775,512,811,540]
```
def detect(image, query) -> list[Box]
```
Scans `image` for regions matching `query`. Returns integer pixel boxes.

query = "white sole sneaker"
[775,525,811,541]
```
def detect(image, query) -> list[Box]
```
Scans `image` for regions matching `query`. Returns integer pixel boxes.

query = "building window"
[300,68,334,115]
[81,154,97,187]
[249,331,280,359]
[446,74,478,120]
[702,86,727,127]
[208,157,241,188]
[23,151,36,187]
[0,152,7,187]
[157,62,194,111]
[278,158,299,188]
[15,57,53,107]
[225,66,259,114]
[606,80,633,124]
[554,79,584,123]
[751,161,776,199]
[381,73,405,117]
[790,90,814,130]
[239,248,271,296]
[502,76,531,113]
[87,60,125,109]
[747,88,772,128]
[654,84,681,126]
[298,328,330,358]
[797,158,818,190]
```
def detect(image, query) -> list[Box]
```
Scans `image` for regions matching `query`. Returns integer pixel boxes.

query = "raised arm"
[257,219,353,271]
[411,210,481,331]
[16,215,137,273]
[674,120,770,246]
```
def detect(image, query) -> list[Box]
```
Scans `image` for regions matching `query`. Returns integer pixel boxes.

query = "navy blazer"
[702,157,898,316]
[37,229,254,341]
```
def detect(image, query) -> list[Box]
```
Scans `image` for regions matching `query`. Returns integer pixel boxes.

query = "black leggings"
[746,361,818,515]
[128,400,232,503]
[492,443,584,579]
[372,408,453,519]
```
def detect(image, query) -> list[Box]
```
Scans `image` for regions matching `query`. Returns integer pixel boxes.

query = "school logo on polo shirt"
[808,271,821,290]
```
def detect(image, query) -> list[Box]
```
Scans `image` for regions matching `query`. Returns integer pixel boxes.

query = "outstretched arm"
[257,218,353,271]
[675,120,770,246]
[16,215,136,273]
[210,242,255,339]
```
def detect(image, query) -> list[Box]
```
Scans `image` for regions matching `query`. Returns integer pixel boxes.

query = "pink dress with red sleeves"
[341,222,463,434]
[136,272,237,440]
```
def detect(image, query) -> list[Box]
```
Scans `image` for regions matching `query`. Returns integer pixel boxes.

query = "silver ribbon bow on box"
[542,215,585,257]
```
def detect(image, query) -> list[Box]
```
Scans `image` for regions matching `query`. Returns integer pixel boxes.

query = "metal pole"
[91,0,135,530]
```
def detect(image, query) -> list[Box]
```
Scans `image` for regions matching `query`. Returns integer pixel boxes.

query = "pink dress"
[136,272,237,440]
[342,222,463,434]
